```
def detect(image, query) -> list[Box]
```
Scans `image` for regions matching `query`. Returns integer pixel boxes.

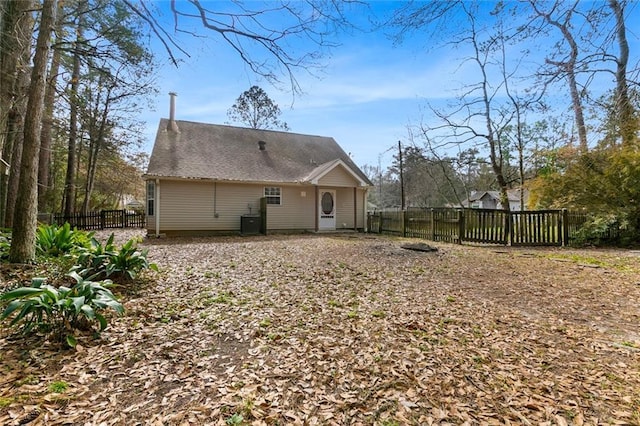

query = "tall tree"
[528,1,589,152]
[62,2,85,217]
[10,0,58,263]
[608,0,637,146]
[227,86,289,130]
[37,0,65,213]
[0,0,35,226]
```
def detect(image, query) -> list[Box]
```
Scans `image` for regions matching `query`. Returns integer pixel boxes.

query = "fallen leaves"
[1,232,640,425]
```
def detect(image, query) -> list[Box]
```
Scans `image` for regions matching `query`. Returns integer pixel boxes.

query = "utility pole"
[398,140,405,210]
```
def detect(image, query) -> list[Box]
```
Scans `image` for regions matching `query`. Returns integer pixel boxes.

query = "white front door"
[318,189,336,230]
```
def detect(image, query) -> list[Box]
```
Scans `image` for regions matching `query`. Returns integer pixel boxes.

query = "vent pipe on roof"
[258,140,266,151]
[167,92,180,133]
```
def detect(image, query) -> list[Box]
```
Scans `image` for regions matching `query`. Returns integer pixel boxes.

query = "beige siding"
[158,180,262,231]
[355,188,365,228]
[334,188,355,228]
[318,166,360,187]
[159,180,214,230]
[149,179,367,234]
[267,185,315,230]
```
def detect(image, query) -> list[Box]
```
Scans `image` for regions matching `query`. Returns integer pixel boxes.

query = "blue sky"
[140,1,639,171]
[139,1,467,170]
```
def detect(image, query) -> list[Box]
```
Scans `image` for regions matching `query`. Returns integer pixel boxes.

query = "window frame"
[264,186,282,206]
[146,181,155,216]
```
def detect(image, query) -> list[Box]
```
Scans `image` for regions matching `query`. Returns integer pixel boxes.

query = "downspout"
[315,186,319,231]
[363,187,368,232]
[353,187,357,231]
[155,178,160,236]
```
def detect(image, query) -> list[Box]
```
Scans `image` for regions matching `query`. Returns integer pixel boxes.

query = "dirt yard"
[1,231,639,425]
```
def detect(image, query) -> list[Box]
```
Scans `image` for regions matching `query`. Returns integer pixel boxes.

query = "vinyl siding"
[266,185,315,230]
[356,188,365,228]
[317,165,359,187]
[149,179,366,234]
[334,188,354,228]
[157,180,262,231]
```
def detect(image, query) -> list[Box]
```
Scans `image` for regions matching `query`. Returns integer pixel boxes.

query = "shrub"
[0,272,124,347]
[571,212,632,247]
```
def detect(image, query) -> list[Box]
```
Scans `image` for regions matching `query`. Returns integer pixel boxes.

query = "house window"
[264,187,281,205]
[146,181,155,216]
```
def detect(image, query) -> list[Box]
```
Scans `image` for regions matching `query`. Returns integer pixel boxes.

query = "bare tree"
[125,0,365,94]
[528,1,590,152]
[608,0,637,146]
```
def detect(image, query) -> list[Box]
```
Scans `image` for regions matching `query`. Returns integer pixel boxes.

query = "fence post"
[100,210,105,230]
[561,208,568,246]
[457,209,464,244]
[402,210,408,237]
[506,210,513,246]
[430,208,435,241]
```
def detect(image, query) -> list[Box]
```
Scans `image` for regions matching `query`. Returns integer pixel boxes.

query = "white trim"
[304,159,369,187]
[264,186,282,205]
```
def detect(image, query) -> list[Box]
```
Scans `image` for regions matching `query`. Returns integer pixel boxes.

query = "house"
[143,94,372,236]
[461,189,528,211]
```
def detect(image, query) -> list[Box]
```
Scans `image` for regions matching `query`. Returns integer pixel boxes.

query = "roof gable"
[145,120,372,186]
[304,159,368,186]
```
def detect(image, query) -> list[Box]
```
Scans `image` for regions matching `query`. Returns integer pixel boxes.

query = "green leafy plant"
[0,230,11,260]
[0,272,124,346]
[71,234,157,282]
[71,233,117,279]
[36,223,93,257]
[48,381,69,393]
[225,414,244,425]
[105,238,158,281]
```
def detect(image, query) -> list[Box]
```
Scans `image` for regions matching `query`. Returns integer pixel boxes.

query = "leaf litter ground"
[1,231,639,425]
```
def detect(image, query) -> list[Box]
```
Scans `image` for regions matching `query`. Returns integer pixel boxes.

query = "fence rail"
[52,209,145,230]
[368,208,591,247]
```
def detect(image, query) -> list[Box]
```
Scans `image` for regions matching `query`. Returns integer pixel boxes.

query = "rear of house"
[143,100,371,236]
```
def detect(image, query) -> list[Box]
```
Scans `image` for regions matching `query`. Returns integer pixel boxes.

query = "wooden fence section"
[53,209,145,230]
[368,208,590,247]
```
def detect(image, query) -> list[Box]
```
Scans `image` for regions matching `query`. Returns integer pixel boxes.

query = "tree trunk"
[62,8,84,217]
[82,103,108,213]
[38,1,64,213]
[609,0,635,146]
[10,0,58,263]
[0,0,34,226]
[531,1,588,152]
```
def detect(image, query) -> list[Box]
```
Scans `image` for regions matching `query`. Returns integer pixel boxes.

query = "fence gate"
[510,210,562,246]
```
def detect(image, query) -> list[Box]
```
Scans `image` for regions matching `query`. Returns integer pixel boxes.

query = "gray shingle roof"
[145,119,372,186]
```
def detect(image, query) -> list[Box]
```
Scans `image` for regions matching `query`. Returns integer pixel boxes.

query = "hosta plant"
[36,223,94,257]
[71,234,157,282]
[71,233,117,280]
[105,238,158,281]
[0,272,124,347]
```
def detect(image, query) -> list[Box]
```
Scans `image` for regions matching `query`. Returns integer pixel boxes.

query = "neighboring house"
[461,189,528,211]
[143,97,372,236]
